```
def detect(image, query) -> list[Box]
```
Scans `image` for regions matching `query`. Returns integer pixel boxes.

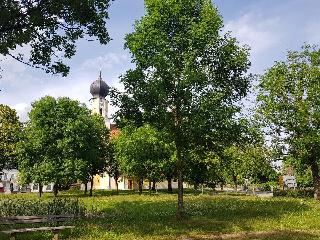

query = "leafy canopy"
[0,104,21,171]
[114,124,173,182]
[257,45,320,192]
[18,96,109,194]
[0,0,113,76]
[113,0,251,216]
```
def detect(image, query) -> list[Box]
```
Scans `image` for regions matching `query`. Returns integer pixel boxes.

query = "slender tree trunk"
[167,177,173,193]
[84,181,88,195]
[138,177,143,195]
[90,176,94,197]
[173,102,185,219]
[176,144,185,219]
[148,180,152,195]
[39,183,42,198]
[310,161,320,199]
[220,182,223,191]
[232,173,237,191]
[152,180,156,191]
[115,175,119,194]
[53,183,58,197]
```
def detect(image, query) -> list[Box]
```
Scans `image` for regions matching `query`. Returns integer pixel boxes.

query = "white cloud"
[81,53,130,71]
[225,13,281,56]
[13,102,30,122]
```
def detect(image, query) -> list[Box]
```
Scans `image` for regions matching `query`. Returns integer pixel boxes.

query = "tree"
[18,96,108,196]
[69,114,109,197]
[257,45,320,198]
[105,139,121,193]
[0,104,21,171]
[114,0,250,218]
[114,124,173,195]
[0,0,112,76]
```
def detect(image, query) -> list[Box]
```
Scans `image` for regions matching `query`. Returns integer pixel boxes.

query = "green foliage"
[296,167,314,188]
[257,45,320,194]
[114,124,173,183]
[113,0,251,216]
[104,140,121,190]
[0,0,112,76]
[0,198,85,217]
[17,96,109,195]
[0,104,21,171]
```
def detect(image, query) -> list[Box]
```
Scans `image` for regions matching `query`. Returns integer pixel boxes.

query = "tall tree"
[114,0,250,217]
[18,96,108,196]
[0,0,112,76]
[257,45,320,198]
[0,104,21,171]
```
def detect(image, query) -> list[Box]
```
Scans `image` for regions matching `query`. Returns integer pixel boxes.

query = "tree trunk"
[115,175,119,194]
[84,181,88,195]
[138,177,143,195]
[176,144,185,219]
[148,180,152,190]
[152,180,156,191]
[310,161,320,199]
[167,177,173,193]
[53,183,58,197]
[232,174,237,191]
[39,183,42,198]
[89,176,94,197]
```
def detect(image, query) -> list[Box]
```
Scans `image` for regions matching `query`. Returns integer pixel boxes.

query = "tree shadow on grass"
[186,230,320,240]
[69,195,312,239]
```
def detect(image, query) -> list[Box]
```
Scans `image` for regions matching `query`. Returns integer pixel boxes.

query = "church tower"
[90,72,110,128]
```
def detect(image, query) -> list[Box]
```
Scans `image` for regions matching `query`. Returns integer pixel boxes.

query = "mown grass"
[1,190,320,239]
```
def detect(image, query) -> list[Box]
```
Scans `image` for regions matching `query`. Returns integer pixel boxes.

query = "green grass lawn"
[1,191,320,239]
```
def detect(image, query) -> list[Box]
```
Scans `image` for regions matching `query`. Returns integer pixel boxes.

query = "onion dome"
[90,71,110,98]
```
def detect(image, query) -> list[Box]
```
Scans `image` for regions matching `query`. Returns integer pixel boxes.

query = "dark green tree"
[257,45,320,198]
[114,0,251,217]
[18,96,109,196]
[0,104,21,171]
[0,0,112,76]
[114,124,173,195]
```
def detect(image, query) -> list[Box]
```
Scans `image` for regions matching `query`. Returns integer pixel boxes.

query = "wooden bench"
[0,215,75,240]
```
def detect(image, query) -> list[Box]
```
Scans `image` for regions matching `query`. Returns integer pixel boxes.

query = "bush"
[273,189,314,198]
[0,198,86,217]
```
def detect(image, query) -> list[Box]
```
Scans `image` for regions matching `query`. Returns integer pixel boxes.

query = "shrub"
[273,189,314,198]
[0,198,86,217]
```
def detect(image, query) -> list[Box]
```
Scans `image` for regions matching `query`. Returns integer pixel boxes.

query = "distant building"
[0,169,54,193]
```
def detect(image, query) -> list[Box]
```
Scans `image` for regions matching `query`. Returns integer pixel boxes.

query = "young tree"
[105,140,121,193]
[114,0,251,218]
[257,45,320,198]
[0,0,112,76]
[114,124,173,195]
[0,104,21,171]
[69,114,109,197]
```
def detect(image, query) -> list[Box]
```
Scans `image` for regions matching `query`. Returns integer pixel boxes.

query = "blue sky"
[1,0,320,121]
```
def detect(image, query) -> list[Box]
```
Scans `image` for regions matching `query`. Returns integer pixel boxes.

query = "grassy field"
[1,191,320,240]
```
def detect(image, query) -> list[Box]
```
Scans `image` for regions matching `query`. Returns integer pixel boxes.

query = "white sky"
[1,0,320,122]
